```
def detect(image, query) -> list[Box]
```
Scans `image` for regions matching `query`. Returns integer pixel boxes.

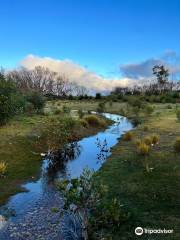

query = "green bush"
[97,102,106,113]
[0,74,25,125]
[39,116,76,151]
[174,137,180,153]
[78,109,85,119]
[144,104,154,115]
[84,115,106,127]
[24,102,35,116]
[62,105,71,113]
[57,168,128,239]
[54,109,61,115]
[25,91,45,112]
[176,109,180,121]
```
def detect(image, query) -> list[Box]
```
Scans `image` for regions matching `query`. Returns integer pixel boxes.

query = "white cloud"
[20,55,131,92]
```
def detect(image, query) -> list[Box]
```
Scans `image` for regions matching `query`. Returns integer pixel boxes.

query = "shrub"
[57,168,128,239]
[78,109,85,119]
[176,109,180,121]
[137,142,150,156]
[62,105,71,114]
[54,109,61,115]
[39,116,76,151]
[24,102,35,116]
[151,134,160,145]
[143,125,149,131]
[108,100,113,107]
[79,119,89,128]
[123,131,133,141]
[167,104,172,109]
[134,138,142,147]
[132,116,142,126]
[174,137,180,153]
[97,102,106,113]
[84,115,106,127]
[0,161,7,177]
[144,104,154,115]
[25,91,45,112]
[144,136,152,146]
[0,74,25,125]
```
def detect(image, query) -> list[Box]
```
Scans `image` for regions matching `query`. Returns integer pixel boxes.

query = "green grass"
[96,103,180,239]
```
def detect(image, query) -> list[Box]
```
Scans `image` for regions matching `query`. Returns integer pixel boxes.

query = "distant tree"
[95,92,102,99]
[152,65,169,93]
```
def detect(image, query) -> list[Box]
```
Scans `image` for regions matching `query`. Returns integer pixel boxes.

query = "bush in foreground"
[57,168,129,239]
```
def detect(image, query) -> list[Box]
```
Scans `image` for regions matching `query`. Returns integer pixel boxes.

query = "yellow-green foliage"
[137,142,150,156]
[79,119,89,128]
[144,136,152,146]
[151,134,160,144]
[134,138,142,147]
[123,131,134,141]
[0,162,7,177]
[174,137,180,153]
[84,115,106,127]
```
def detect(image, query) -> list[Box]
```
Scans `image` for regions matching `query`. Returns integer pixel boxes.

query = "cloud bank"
[20,55,131,93]
[20,51,180,93]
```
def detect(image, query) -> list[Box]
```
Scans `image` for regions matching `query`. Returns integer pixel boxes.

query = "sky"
[0,0,180,91]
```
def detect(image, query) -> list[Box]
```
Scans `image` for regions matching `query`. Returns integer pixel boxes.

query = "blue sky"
[0,0,180,79]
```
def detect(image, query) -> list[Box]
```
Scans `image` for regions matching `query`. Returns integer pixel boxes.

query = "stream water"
[0,113,133,239]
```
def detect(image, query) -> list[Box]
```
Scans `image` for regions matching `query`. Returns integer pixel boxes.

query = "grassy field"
[95,103,180,239]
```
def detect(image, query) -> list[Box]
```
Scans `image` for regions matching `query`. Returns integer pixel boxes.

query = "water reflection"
[42,142,81,183]
[95,138,110,164]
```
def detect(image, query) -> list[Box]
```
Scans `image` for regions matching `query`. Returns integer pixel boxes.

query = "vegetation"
[97,102,180,239]
[0,103,110,204]
[0,162,7,177]
[58,168,129,239]
[123,131,134,141]
[84,115,106,127]
[174,137,180,153]
[0,64,179,238]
